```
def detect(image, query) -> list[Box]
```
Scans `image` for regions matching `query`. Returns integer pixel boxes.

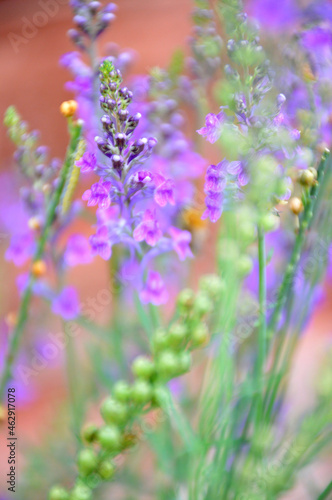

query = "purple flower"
[202,192,224,223]
[247,0,299,32]
[205,162,227,192]
[197,111,225,143]
[52,287,80,320]
[139,270,168,305]
[90,226,112,260]
[133,210,162,246]
[5,233,34,266]
[64,234,93,266]
[169,227,193,261]
[82,180,112,209]
[76,152,97,173]
[154,174,175,207]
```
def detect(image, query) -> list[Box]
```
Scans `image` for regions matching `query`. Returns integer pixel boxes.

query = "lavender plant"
[1,1,332,499]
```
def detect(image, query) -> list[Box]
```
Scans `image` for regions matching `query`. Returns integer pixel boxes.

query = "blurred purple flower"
[64,234,93,266]
[133,210,162,246]
[197,111,225,143]
[5,233,34,266]
[52,287,80,320]
[140,271,169,305]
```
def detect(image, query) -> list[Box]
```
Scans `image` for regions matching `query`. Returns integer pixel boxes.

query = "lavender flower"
[51,287,80,321]
[139,270,169,305]
[197,111,225,143]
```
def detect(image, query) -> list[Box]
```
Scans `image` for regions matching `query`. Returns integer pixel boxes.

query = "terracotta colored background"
[0,1,331,498]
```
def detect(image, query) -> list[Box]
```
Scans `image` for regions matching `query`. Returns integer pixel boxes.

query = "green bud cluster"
[49,277,222,499]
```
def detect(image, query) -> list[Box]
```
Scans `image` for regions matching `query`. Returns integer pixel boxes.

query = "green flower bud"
[100,397,128,424]
[49,486,69,500]
[132,356,155,379]
[113,381,131,403]
[152,385,169,407]
[77,449,98,477]
[70,485,92,500]
[98,425,122,451]
[177,288,195,312]
[168,323,188,349]
[191,323,209,347]
[259,213,278,233]
[157,350,179,378]
[199,274,224,298]
[98,460,116,480]
[238,221,256,245]
[194,291,212,316]
[152,328,169,354]
[236,255,253,277]
[177,351,191,374]
[131,380,153,405]
[81,424,98,443]
[299,169,316,187]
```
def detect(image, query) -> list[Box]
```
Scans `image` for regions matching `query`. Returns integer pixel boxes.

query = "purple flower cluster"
[77,61,194,304]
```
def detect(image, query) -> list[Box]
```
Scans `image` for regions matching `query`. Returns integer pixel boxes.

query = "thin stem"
[317,480,332,500]
[0,121,82,400]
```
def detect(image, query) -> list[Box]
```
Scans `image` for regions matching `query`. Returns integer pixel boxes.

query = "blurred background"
[0,0,332,498]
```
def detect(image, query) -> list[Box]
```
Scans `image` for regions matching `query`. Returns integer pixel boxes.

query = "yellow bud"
[289,197,304,215]
[31,260,47,278]
[28,216,42,231]
[60,100,78,118]
[182,208,206,230]
[299,169,316,187]
[5,312,17,328]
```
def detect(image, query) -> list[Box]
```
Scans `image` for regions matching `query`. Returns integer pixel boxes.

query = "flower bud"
[236,255,253,277]
[259,213,278,233]
[98,425,122,451]
[177,351,191,374]
[113,380,131,402]
[193,291,212,316]
[299,169,316,187]
[152,329,169,354]
[199,275,224,298]
[131,380,153,405]
[28,216,42,231]
[98,460,116,480]
[60,100,78,118]
[31,260,47,278]
[132,356,155,379]
[157,350,179,379]
[168,323,188,348]
[49,486,69,500]
[177,288,195,312]
[100,397,128,424]
[77,449,98,477]
[81,423,98,443]
[70,484,92,500]
[289,197,304,215]
[191,323,209,347]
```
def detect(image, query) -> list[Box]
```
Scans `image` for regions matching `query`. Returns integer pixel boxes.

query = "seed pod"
[113,381,131,402]
[77,449,98,477]
[81,423,98,443]
[49,486,69,500]
[98,460,116,480]
[100,397,128,424]
[132,356,155,379]
[98,425,122,451]
[131,380,153,405]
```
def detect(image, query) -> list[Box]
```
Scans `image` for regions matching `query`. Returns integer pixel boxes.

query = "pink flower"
[133,210,162,246]
[153,174,175,207]
[197,111,225,144]
[139,271,169,305]
[169,227,193,261]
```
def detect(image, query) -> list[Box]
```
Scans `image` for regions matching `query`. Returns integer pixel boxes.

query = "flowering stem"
[0,121,82,401]
[268,150,330,338]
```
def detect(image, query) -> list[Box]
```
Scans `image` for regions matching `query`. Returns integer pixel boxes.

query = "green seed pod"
[177,288,195,312]
[98,425,122,451]
[237,221,256,246]
[113,381,131,403]
[168,323,188,349]
[49,486,69,500]
[199,274,224,298]
[153,385,169,407]
[100,397,128,424]
[151,328,169,354]
[157,350,179,378]
[236,255,253,277]
[70,485,92,500]
[177,351,191,374]
[98,460,116,480]
[191,323,209,347]
[131,380,153,405]
[194,291,212,316]
[132,356,155,379]
[77,449,98,477]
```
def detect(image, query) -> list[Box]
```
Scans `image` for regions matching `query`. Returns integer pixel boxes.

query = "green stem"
[317,480,332,500]
[255,226,267,427]
[64,322,83,448]
[268,150,329,339]
[0,121,82,400]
